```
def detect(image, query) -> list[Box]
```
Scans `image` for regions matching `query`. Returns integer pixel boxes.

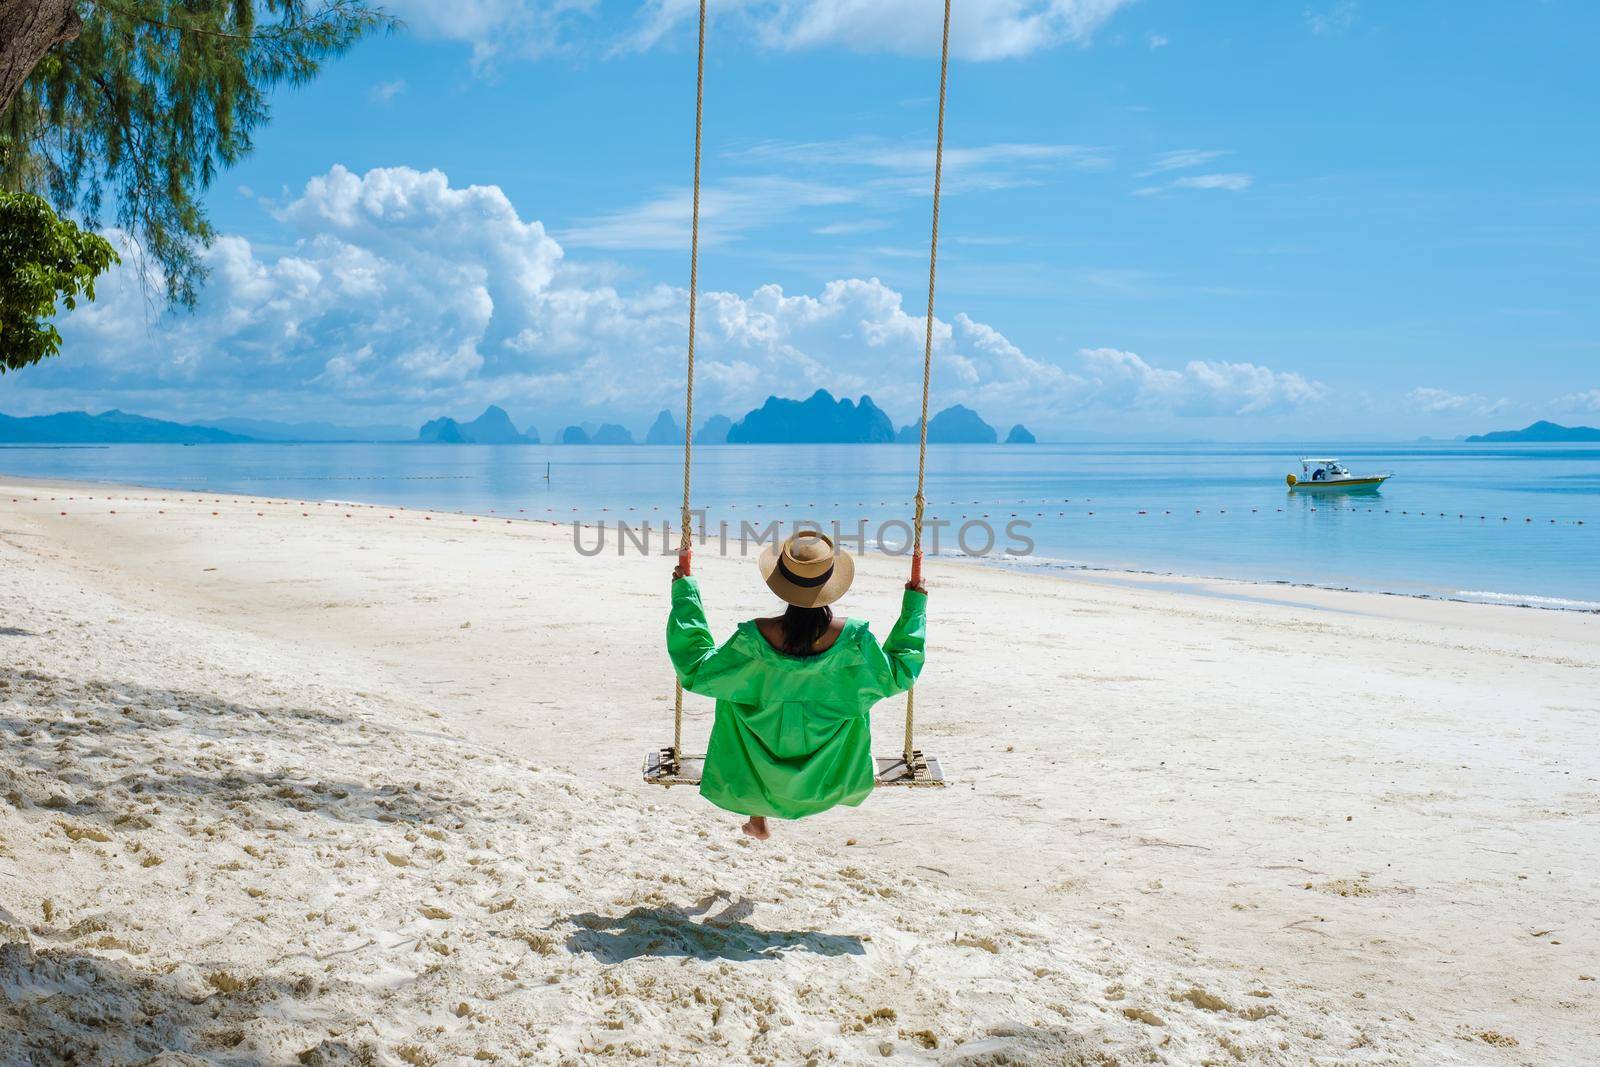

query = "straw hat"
[758,531,855,608]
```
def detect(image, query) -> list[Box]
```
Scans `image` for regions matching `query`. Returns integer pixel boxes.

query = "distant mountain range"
[418,405,537,444]
[1465,420,1600,443]
[32,405,1597,448]
[1,397,1039,446]
[639,410,736,445]
[644,410,681,445]
[728,390,895,444]
[897,404,997,444]
[695,414,732,444]
[560,422,634,445]
[723,392,1032,445]
[0,410,249,444]
[200,417,413,442]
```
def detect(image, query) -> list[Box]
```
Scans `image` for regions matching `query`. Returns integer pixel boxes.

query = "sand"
[1,478,1596,1065]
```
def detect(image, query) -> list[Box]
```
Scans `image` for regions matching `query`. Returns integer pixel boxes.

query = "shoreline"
[5,469,1597,614]
[993,552,1600,614]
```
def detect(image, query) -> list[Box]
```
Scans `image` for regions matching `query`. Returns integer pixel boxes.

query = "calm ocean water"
[3,441,1597,609]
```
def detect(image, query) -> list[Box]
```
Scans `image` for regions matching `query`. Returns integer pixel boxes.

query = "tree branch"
[85,0,392,43]
[0,0,82,115]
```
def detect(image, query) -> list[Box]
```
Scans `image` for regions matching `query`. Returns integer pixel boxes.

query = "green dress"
[667,577,927,820]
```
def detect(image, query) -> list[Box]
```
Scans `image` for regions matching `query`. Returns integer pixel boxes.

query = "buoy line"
[7,493,1590,527]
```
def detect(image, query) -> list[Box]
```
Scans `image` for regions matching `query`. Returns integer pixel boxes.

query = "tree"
[0,190,118,372]
[1,0,390,310]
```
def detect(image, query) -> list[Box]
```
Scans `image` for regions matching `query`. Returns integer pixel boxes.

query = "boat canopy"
[1298,457,1353,480]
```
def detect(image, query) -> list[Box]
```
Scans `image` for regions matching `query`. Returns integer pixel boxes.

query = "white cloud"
[812,220,892,236]
[382,0,1132,64]
[1138,148,1229,176]
[1407,387,1510,416]
[1305,1,1357,37]
[561,139,1104,251]
[50,166,562,412]
[1147,33,1168,50]
[380,0,601,64]
[1131,152,1251,196]
[559,176,859,251]
[1134,171,1254,197]
[729,137,1111,192]
[1171,173,1253,191]
[1554,388,1600,414]
[369,78,407,103]
[627,0,1135,61]
[33,165,1326,433]
[1077,348,1324,416]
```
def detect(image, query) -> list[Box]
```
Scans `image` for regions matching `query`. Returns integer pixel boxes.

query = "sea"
[3,441,1597,610]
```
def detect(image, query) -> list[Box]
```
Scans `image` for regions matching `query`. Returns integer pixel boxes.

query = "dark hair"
[778,604,833,657]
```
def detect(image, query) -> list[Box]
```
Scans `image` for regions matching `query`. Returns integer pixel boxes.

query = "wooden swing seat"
[643,748,945,788]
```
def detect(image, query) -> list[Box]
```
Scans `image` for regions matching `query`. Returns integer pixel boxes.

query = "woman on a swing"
[668,530,928,840]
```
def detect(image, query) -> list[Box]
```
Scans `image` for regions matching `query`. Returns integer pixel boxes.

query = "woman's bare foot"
[741,816,771,841]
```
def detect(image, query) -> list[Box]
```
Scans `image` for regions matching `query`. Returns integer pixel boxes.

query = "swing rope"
[671,0,708,770]
[904,0,952,771]
[667,0,949,783]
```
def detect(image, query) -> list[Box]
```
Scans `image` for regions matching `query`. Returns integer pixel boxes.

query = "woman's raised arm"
[666,574,758,701]
[862,584,927,699]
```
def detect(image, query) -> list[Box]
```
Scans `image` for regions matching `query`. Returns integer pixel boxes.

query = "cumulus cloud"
[1077,348,1324,416]
[1407,387,1510,416]
[47,166,562,413]
[627,0,1135,60]
[30,165,1325,433]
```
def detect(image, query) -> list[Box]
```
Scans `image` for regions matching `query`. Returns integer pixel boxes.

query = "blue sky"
[7,0,1597,440]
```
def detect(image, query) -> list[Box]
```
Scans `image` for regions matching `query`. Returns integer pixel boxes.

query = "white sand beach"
[2,479,1596,1065]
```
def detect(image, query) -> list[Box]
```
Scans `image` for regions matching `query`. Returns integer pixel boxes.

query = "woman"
[667,530,927,840]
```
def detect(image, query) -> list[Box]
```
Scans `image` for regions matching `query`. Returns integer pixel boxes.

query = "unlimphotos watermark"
[571,513,1034,559]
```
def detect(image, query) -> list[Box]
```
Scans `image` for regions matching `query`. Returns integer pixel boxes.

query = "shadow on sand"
[0,666,459,829]
[0,940,377,1065]
[565,893,866,963]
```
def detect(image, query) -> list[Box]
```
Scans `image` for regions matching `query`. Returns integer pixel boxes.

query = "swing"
[644,0,952,790]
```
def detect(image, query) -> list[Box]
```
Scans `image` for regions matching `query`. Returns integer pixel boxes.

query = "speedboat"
[1286,458,1390,491]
